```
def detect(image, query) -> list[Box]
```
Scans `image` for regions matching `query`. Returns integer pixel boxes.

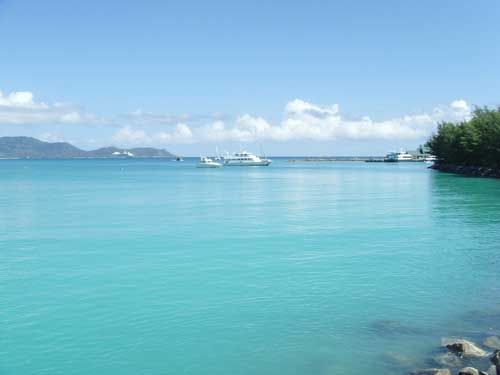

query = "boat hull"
[223,160,271,166]
[197,163,221,168]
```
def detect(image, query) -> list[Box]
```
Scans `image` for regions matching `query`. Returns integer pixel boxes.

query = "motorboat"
[223,151,271,166]
[197,157,222,168]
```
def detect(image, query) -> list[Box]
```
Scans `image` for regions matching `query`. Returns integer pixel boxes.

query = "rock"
[431,163,500,179]
[434,352,462,368]
[410,369,451,375]
[443,338,487,357]
[490,350,500,366]
[484,337,500,350]
[486,365,497,375]
[458,367,479,375]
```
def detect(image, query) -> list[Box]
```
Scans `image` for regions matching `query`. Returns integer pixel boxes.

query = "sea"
[1,158,500,375]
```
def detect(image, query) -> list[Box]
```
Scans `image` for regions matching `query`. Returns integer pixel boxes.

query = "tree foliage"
[426,107,500,168]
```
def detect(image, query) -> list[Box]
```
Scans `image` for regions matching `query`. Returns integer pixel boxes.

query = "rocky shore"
[409,340,500,375]
[431,163,500,179]
[369,311,500,375]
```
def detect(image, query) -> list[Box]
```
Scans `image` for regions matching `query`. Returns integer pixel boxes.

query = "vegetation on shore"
[427,107,500,168]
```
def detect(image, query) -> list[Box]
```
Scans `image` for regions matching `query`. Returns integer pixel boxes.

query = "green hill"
[0,136,175,159]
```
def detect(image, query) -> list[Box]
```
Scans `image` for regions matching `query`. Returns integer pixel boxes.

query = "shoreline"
[431,163,500,179]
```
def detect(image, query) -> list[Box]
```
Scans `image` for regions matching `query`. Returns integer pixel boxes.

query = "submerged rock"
[381,351,415,368]
[369,319,425,335]
[486,365,497,375]
[489,350,500,375]
[462,310,500,327]
[410,368,451,375]
[434,352,463,368]
[484,337,500,350]
[489,350,500,366]
[443,338,487,358]
[458,367,480,375]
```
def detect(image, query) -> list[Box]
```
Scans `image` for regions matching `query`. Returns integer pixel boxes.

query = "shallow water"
[1,159,500,375]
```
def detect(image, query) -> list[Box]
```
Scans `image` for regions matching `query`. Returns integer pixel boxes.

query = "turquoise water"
[2,159,500,375]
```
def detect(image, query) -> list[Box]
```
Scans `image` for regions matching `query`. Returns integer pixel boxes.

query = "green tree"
[427,107,500,168]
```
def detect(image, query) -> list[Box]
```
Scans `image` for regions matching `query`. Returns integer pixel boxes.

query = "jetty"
[288,157,385,163]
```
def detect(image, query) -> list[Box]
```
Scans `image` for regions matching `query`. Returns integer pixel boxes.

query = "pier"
[288,157,386,162]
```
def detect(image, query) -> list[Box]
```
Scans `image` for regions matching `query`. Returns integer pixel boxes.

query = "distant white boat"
[223,151,271,166]
[424,154,437,162]
[385,150,414,162]
[197,157,222,168]
[112,150,134,158]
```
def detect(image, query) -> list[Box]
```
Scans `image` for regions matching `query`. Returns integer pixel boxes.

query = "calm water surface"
[1,159,500,375]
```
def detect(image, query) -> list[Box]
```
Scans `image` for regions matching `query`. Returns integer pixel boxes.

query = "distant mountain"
[0,137,175,159]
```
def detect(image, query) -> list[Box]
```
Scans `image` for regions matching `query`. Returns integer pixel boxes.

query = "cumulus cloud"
[0,88,473,147]
[450,99,469,111]
[0,89,96,125]
[0,90,48,109]
[285,98,340,118]
[109,98,472,146]
[112,123,194,146]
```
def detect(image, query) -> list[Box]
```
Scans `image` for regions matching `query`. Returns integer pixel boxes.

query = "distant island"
[0,136,176,159]
[427,107,500,178]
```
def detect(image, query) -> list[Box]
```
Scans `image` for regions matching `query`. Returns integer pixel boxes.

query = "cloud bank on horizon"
[0,89,471,150]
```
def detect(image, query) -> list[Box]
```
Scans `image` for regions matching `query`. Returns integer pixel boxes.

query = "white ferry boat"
[385,150,414,162]
[111,150,135,158]
[197,157,222,168]
[223,151,271,166]
[424,154,437,162]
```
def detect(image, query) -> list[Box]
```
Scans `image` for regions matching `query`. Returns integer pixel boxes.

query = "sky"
[0,0,499,156]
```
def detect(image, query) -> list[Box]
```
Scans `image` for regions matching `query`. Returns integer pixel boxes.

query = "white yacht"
[197,157,222,168]
[223,151,271,166]
[424,154,437,163]
[385,150,415,162]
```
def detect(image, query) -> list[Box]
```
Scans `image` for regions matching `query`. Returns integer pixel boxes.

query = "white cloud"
[38,132,66,143]
[0,88,473,148]
[112,123,194,146]
[0,90,48,109]
[450,99,469,111]
[285,98,340,118]
[112,126,151,144]
[0,89,95,125]
[193,99,471,143]
[109,99,472,147]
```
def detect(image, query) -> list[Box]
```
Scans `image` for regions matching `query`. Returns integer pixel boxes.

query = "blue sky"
[0,0,499,155]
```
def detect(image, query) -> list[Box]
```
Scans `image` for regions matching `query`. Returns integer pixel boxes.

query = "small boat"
[197,157,222,168]
[175,156,184,162]
[223,151,271,166]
